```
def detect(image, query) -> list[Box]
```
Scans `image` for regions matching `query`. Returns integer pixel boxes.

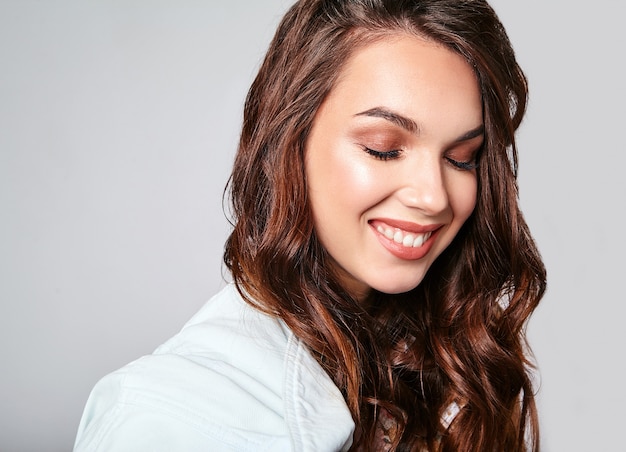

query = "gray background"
[1,1,623,451]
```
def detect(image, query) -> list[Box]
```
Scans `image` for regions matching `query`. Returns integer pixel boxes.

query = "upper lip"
[369,218,443,234]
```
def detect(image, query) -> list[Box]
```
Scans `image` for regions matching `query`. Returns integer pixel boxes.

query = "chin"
[371,275,425,295]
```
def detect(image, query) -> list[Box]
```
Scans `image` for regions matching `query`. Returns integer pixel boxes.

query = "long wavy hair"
[224,0,547,450]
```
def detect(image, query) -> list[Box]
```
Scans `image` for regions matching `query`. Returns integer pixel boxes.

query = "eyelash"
[445,156,479,171]
[363,147,401,161]
[363,146,480,171]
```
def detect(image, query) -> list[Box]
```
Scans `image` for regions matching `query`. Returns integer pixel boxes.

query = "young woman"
[75,0,546,450]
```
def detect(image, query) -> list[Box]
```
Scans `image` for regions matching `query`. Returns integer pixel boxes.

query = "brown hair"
[224,0,546,450]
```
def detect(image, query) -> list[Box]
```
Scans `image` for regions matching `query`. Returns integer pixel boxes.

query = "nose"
[396,155,449,215]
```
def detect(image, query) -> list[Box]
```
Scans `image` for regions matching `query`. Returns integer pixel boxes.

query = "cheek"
[318,151,384,205]
[337,158,378,195]
[449,176,478,221]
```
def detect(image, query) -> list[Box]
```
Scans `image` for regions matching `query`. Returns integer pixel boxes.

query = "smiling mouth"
[375,225,433,248]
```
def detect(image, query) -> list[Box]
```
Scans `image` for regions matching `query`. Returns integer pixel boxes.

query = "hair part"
[224,1,546,450]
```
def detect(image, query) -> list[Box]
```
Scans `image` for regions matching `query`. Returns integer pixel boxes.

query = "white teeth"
[376,225,433,248]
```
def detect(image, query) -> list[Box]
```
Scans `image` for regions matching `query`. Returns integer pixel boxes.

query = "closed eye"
[363,146,401,161]
[444,156,479,171]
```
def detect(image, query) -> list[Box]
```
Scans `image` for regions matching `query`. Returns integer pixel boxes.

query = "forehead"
[322,34,482,131]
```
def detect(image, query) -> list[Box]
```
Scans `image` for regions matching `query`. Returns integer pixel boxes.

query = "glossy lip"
[369,218,443,260]
[370,218,443,234]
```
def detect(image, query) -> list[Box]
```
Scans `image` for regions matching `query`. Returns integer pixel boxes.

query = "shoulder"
[74,284,354,452]
[155,284,293,372]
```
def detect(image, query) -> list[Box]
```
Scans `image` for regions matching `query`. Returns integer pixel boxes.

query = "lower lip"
[370,225,439,260]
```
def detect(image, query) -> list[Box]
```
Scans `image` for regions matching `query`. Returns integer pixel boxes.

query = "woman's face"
[305,34,483,300]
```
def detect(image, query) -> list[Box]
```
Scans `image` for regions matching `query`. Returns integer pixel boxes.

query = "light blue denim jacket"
[74,284,354,451]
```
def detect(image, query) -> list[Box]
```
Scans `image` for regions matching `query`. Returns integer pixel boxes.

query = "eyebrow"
[355,107,419,134]
[455,125,485,142]
[354,106,484,142]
